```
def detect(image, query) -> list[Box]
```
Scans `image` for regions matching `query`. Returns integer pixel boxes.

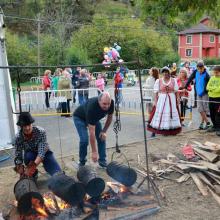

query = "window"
[186,49,192,57]
[186,35,192,44]
[210,35,215,43]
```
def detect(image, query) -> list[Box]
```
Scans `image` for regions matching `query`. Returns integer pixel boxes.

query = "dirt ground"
[1,130,220,220]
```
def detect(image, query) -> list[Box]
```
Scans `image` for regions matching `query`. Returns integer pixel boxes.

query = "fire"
[43,193,70,211]
[31,198,48,217]
[106,182,129,194]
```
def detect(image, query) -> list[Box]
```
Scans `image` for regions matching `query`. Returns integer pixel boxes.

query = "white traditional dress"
[147,77,181,135]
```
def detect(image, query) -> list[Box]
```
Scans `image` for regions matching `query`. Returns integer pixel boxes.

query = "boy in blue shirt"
[185,60,211,129]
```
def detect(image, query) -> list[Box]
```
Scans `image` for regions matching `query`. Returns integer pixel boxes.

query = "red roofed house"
[178,17,220,61]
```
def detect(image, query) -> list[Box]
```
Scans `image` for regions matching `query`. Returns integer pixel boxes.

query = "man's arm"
[99,114,113,141]
[36,130,49,166]
[185,70,196,89]
[14,137,23,165]
[102,114,113,133]
[88,125,98,162]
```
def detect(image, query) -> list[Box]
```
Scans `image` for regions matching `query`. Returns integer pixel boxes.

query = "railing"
[15,86,194,121]
[15,88,100,112]
[30,76,43,84]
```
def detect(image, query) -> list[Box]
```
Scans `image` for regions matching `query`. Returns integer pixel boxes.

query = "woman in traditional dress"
[147,67,182,135]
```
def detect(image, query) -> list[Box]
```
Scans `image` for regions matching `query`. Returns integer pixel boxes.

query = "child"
[95,73,105,95]
[177,68,192,126]
[185,60,211,130]
[114,67,124,104]
[206,66,220,136]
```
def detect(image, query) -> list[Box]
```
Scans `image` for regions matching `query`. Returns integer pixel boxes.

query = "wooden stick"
[204,171,220,184]
[208,187,220,206]
[176,174,190,183]
[204,141,220,150]
[190,172,208,196]
[196,172,214,189]
[193,147,219,163]
[199,160,220,172]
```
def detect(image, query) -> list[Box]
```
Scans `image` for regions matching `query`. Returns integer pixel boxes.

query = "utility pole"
[0,8,17,148]
[37,14,41,78]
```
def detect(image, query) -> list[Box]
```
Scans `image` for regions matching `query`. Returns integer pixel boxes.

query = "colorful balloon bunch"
[102,43,122,66]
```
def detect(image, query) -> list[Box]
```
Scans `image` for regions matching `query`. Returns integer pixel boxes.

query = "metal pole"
[137,57,150,190]
[37,14,41,78]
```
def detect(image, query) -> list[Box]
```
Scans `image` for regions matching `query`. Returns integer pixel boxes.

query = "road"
[0,84,200,167]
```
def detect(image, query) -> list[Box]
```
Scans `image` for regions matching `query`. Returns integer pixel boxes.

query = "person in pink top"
[95,73,105,95]
[42,70,51,110]
[177,68,192,126]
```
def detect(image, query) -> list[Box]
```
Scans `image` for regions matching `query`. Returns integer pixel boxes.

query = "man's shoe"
[206,126,216,132]
[204,122,212,130]
[98,161,107,169]
[199,123,204,130]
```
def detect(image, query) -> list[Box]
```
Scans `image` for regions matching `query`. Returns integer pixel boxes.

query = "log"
[208,187,220,206]
[204,171,220,184]
[196,172,214,188]
[159,159,208,172]
[193,141,216,151]
[170,166,185,175]
[213,185,220,195]
[190,172,208,196]
[176,174,190,183]
[199,160,220,172]
[204,141,220,150]
[193,147,219,163]
[215,160,220,169]
[110,206,160,220]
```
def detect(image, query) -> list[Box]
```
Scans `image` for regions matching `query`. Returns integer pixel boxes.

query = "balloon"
[104,47,109,53]
[102,60,110,68]
[111,48,119,60]
[115,45,121,52]
[104,54,109,60]
[107,51,113,59]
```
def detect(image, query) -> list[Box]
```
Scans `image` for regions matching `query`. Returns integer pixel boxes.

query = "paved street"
[0,84,200,167]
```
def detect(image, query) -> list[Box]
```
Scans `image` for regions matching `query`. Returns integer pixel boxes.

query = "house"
[178,18,220,61]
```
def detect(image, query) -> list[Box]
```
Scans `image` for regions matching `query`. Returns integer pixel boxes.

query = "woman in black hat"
[147,67,182,135]
[14,112,62,178]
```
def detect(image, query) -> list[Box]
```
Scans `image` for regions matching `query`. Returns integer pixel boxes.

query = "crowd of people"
[145,60,220,137]
[42,67,94,116]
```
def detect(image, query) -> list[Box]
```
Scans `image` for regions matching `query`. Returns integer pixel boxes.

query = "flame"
[106,182,129,194]
[31,198,48,217]
[43,193,70,211]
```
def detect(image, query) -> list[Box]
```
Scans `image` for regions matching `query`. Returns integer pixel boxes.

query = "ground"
[1,130,220,220]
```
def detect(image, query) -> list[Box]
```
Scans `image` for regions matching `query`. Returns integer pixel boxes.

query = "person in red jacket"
[177,68,192,126]
[42,70,51,110]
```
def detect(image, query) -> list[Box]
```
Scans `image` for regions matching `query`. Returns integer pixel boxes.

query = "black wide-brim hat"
[161,66,171,74]
[17,112,35,126]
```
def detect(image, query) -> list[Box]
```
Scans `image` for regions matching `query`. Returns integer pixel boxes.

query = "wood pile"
[151,141,220,206]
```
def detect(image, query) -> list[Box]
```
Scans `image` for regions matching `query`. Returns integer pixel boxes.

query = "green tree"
[136,0,220,28]
[67,15,178,68]
[6,31,37,81]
